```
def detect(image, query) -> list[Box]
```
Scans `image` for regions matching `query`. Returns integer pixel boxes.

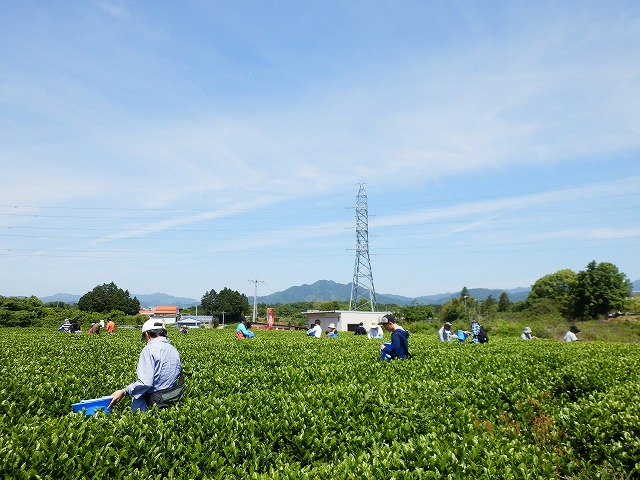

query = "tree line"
[1,260,636,328]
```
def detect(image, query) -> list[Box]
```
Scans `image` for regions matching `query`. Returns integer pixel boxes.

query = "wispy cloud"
[1,1,639,297]
[98,1,129,19]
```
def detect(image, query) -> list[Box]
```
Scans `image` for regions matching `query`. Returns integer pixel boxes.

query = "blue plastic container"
[71,396,112,415]
[380,343,392,360]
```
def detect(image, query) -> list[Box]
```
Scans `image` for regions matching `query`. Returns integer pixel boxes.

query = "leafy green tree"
[482,295,497,315]
[45,300,68,309]
[201,289,218,315]
[570,261,633,319]
[275,304,297,319]
[0,296,45,327]
[319,300,343,310]
[108,309,126,323]
[527,269,578,317]
[213,287,249,322]
[439,297,466,324]
[498,292,511,312]
[628,296,640,315]
[460,286,470,299]
[78,282,140,315]
[401,301,436,322]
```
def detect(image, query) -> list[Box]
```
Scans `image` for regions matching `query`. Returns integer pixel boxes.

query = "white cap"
[142,319,165,333]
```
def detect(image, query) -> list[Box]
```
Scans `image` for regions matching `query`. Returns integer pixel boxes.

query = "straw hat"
[328,323,336,329]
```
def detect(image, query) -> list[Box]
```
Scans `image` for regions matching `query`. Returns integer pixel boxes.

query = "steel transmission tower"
[349,184,377,311]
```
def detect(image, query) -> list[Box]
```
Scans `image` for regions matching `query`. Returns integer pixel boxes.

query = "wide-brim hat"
[523,327,532,334]
[328,323,336,329]
[370,321,379,328]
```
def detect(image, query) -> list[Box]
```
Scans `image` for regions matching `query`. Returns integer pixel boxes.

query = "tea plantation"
[1,328,639,479]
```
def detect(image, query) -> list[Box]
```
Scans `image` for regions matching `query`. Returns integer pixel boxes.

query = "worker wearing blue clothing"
[471,320,489,343]
[471,320,481,344]
[108,319,183,411]
[236,318,254,338]
[378,314,410,360]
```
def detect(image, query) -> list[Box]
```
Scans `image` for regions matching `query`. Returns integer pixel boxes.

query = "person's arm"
[381,331,401,357]
[109,348,154,408]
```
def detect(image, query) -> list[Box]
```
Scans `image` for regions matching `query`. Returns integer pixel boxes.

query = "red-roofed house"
[138,305,180,325]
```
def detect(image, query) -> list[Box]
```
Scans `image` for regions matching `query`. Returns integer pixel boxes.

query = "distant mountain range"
[253,280,531,306]
[37,278,640,308]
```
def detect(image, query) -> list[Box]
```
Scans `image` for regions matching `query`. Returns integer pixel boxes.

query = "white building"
[176,315,210,329]
[304,310,390,332]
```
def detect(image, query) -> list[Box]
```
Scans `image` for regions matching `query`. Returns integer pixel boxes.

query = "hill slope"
[37,278,640,308]
[256,280,531,306]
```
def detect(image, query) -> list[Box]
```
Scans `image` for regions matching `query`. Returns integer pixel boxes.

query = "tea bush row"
[1,328,639,478]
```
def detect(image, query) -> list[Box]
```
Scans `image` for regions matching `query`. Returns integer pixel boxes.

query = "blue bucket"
[71,396,112,415]
[380,343,392,360]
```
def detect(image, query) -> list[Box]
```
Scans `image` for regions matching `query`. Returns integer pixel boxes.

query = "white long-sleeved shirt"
[438,326,455,342]
[307,324,322,338]
[368,326,383,339]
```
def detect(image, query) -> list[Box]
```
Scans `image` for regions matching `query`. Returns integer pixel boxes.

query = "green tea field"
[1,328,639,479]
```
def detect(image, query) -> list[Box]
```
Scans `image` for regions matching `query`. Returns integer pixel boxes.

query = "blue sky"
[1,1,639,301]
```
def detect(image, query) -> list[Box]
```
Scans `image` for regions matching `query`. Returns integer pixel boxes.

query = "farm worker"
[471,320,489,344]
[438,322,456,342]
[368,321,383,339]
[106,318,115,334]
[354,322,367,335]
[108,319,183,411]
[378,314,410,359]
[236,318,254,339]
[70,319,81,333]
[325,323,338,337]
[58,319,72,332]
[307,319,322,338]
[564,325,580,342]
[521,327,537,340]
[87,323,101,335]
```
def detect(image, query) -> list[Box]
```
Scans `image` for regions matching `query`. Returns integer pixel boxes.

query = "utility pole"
[248,279,264,324]
[349,184,377,311]
[463,295,468,321]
